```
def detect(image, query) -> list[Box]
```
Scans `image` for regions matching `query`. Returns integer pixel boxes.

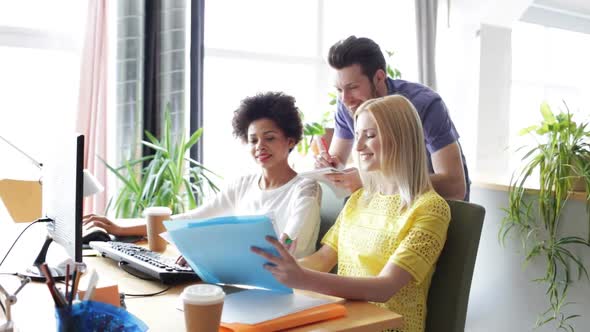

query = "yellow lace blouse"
[322,189,450,332]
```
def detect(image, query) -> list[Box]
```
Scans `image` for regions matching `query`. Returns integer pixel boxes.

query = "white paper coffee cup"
[143,206,172,252]
[181,284,225,332]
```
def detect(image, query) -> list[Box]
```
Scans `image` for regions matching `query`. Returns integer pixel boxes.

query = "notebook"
[220,289,343,325]
[164,215,291,293]
[219,304,347,332]
[298,167,355,198]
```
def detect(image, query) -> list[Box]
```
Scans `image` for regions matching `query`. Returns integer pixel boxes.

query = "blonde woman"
[252,95,451,332]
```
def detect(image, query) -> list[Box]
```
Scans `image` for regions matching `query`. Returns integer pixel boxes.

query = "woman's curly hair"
[232,92,303,146]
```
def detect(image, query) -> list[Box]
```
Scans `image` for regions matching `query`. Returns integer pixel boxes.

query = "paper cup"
[143,207,171,252]
[181,284,225,332]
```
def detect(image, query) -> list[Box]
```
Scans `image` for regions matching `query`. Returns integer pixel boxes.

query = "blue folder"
[164,215,292,293]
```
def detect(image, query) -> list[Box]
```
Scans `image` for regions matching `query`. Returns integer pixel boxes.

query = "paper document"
[177,289,344,325]
[164,215,291,293]
[221,289,343,324]
[299,167,355,198]
[158,231,173,244]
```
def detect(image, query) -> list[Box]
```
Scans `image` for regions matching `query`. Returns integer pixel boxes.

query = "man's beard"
[347,82,380,118]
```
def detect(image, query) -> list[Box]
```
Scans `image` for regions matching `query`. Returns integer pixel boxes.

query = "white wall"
[474,24,512,182]
[466,186,590,331]
[439,1,590,330]
[436,14,481,174]
[437,1,530,184]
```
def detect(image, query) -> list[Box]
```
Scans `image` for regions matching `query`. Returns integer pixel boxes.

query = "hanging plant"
[500,101,590,331]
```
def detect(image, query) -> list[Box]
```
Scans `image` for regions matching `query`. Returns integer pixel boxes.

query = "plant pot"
[572,176,586,192]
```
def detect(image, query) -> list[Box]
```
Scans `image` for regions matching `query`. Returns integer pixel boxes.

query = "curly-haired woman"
[84,92,321,257]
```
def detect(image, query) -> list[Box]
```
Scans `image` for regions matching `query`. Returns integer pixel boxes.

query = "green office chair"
[317,183,345,250]
[316,183,346,274]
[426,200,485,332]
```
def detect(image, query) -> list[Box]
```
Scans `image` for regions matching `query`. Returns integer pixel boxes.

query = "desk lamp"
[0,276,30,332]
[0,135,104,222]
[0,135,42,222]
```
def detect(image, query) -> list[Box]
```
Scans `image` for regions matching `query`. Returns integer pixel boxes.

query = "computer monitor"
[20,134,84,281]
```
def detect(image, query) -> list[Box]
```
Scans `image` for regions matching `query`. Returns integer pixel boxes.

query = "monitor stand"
[18,235,84,282]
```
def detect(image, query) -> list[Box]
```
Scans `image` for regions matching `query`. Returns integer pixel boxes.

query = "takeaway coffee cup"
[143,206,172,252]
[181,284,225,332]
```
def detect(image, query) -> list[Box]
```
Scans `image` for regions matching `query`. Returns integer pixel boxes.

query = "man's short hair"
[328,36,386,80]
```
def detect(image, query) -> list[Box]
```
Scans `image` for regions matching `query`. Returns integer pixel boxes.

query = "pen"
[69,266,77,306]
[65,264,70,303]
[319,137,331,158]
[40,263,67,307]
[83,269,99,301]
[72,266,82,302]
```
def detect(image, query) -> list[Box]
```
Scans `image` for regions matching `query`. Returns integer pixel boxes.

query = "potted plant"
[500,101,590,330]
[104,110,220,218]
[296,110,331,156]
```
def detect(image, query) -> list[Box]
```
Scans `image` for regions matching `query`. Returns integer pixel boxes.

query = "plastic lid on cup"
[181,284,225,305]
[143,206,172,217]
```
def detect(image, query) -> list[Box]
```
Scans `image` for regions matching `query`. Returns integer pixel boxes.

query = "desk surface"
[4,250,403,331]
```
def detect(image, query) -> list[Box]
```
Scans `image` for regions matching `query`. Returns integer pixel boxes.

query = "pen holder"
[55,300,148,332]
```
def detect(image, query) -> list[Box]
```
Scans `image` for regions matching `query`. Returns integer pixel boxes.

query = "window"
[0,1,87,180]
[509,22,590,172]
[203,0,417,183]
[116,0,145,164]
[115,0,189,166]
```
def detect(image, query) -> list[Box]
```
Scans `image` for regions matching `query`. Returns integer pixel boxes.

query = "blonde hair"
[354,95,432,208]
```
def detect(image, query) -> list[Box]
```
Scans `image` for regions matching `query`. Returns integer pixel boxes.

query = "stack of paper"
[221,289,343,325]
[298,167,355,198]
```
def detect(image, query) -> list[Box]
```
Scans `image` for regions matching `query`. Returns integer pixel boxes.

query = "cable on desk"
[117,261,157,281]
[116,261,171,297]
[124,286,172,297]
[0,218,52,268]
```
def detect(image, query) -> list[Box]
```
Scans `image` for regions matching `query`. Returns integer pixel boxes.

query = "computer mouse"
[82,229,112,244]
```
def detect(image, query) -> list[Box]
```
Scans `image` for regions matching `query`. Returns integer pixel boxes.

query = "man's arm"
[430,142,466,200]
[328,137,353,166]
[314,137,362,194]
[315,136,354,169]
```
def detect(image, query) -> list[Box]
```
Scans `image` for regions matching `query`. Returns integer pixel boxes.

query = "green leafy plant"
[499,101,590,331]
[104,110,220,218]
[296,111,330,156]
[385,50,402,80]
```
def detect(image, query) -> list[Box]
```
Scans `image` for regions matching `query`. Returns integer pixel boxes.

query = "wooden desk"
[4,251,402,331]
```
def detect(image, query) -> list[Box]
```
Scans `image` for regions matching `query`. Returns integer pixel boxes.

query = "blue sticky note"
[164,215,292,293]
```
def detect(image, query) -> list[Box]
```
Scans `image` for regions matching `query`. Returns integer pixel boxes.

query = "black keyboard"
[89,241,200,284]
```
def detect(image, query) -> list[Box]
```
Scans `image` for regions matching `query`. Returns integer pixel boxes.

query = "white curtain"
[415,0,438,90]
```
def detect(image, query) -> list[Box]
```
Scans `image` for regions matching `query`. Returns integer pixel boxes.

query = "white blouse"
[172,174,321,257]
